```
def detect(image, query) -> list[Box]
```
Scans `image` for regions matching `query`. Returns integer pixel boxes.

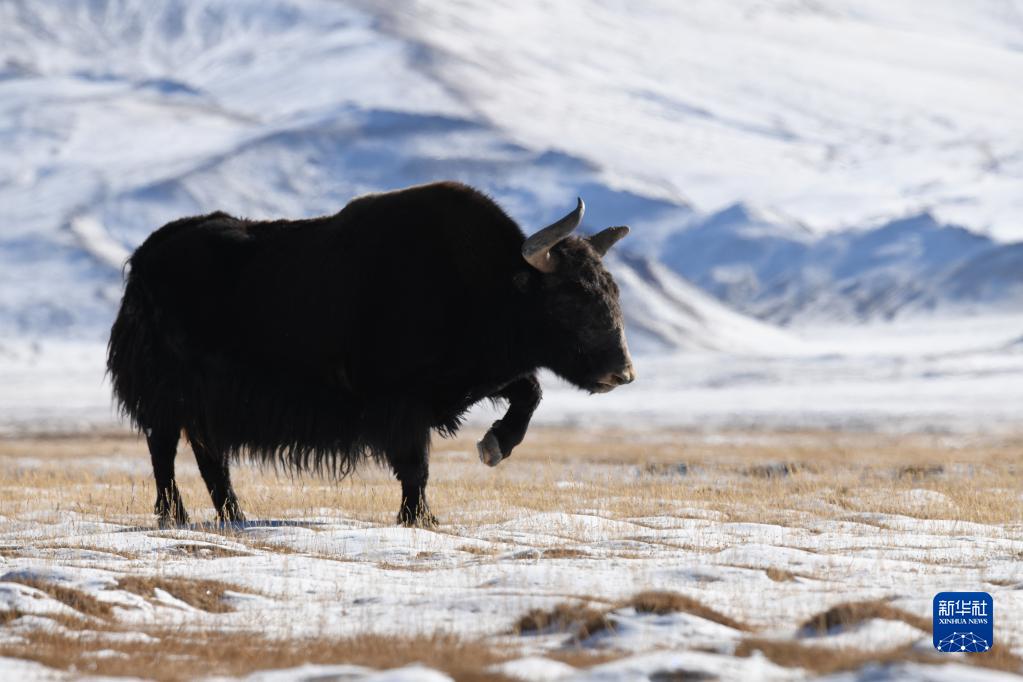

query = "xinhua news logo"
[933,592,993,653]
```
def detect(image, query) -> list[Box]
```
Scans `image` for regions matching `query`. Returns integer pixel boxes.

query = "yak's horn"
[587,226,629,256]
[522,198,584,273]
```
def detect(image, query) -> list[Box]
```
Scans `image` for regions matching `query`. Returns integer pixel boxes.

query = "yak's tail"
[106,258,182,434]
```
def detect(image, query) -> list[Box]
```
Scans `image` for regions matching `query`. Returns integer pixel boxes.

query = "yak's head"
[519,199,636,394]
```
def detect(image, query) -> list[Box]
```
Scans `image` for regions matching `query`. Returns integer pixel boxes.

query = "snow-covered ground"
[550,313,1023,433]
[0,431,1021,681]
[2,510,1019,681]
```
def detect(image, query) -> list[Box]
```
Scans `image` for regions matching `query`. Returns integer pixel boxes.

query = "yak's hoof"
[217,504,246,525]
[216,513,246,527]
[156,513,189,530]
[477,431,504,467]
[397,511,439,529]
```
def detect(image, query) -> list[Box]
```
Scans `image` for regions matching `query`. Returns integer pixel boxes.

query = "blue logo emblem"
[933,592,993,653]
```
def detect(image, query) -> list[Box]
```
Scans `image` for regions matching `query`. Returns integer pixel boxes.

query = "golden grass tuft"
[116,576,248,613]
[737,637,1023,676]
[623,591,752,631]
[765,567,797,582]
[36,543,138,559]
[736,639,924,675]
[0,610,23,626]
[2,575,112,619]
[514,602,611,640]
[544,649,624,668]
[0,626,515,682]
[540,547,590,559]
[971,643,1023,674]
[457,544,499,556]
[799,599,929,635]
[376,561,437,572]
[742,462,809,479]
[241,540,305,555]
[897,464,944,481]
[163,543,250,559]
[515,591,751,643]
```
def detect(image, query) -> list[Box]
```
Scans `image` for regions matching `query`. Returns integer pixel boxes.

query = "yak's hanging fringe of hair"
[108,264,395,479]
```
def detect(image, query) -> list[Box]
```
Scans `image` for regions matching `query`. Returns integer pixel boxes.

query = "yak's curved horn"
[522,198,584,273]
[587,226,630,256]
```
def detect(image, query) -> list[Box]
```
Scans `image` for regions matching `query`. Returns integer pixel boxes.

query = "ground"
[0,427,1020,681]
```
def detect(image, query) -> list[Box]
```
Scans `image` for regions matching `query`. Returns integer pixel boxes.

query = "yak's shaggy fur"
[108,182,632,526]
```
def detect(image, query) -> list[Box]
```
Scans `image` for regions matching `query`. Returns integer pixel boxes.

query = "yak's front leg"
[477,374,542,467]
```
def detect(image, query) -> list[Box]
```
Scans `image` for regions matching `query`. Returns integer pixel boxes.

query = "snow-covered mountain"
[2,0,1021,346]
[0,0,758,352]
[659,206,1023,324]
[380,0,1023,240]
[610,252,799,354]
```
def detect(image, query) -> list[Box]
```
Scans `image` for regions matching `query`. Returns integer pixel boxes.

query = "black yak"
[107,182,635,527]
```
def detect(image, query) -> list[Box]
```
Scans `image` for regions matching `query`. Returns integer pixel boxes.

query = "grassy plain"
[0,427,1020,680]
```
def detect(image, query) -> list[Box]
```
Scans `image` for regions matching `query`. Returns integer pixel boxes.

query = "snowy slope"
[0,0,460,338]
[660,207,1023,324]
[2,0,1022,345]
[610,252,799,354]
[0,0,768,354]
[381,0,1023,240]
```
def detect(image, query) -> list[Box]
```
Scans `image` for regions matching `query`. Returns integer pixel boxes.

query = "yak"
[108,181,635,527]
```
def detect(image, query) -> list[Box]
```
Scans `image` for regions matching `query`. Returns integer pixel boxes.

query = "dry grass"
[1,428,1022,678]
[799,599,930,635]
[742,461,811,479]
[765,567,797,582]
[0,611,22,626]
[33,543,138,559]
[897,464,945,480]
[0,625,516,682]
[970,644,1023,674]
[736,639,926,675]
[2,574,112,619]
[540,547,590,559]
[243,540,305,555]
[624,591,751,631]
[1,428,1021,527]
[0,542,137,560]
[116,576,249,613]
[543,648,625,668]
[375,561,437,572]
[161,543,251,559]
[514,602,611,640]
[736,637,1023,675]
[457,544,499,556]
[514,591,751,643]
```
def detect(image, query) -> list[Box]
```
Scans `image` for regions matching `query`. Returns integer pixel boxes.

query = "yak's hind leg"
[477,374,541,466]
[190,440,245,524]
[388,423,437,528]
[146,424,189,528]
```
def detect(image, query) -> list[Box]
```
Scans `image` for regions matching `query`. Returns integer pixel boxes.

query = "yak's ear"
[587,226,629,256]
